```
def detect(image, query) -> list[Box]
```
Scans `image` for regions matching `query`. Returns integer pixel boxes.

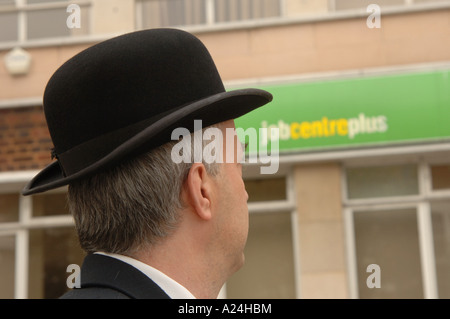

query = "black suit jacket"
[60,253,170,299]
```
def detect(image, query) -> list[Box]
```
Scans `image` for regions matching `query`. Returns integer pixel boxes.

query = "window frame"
[0,172,72,299]
[135,0,450,31]
[0,0,91,45]
[343,158,450,298]
[221,169,300,298]
[135,0,283,29]
[0,168,301,299]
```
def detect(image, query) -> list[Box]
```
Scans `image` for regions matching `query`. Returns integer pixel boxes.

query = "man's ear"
[183,163,214,221]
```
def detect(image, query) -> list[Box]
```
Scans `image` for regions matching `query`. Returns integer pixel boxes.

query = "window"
[32,192,71,217]
[334,0,405,11]
[0,1,18,42]
[136,0,282,29]
[0,190,84,299]
[226,211,296,298]
[28,226,83,298]
[137,0,208,28]
[344,160,450,298]
[214,0,280,24]
[136,0,450,30]
[225,175,299,298]
[245,177,286,202]
[0,193,19,298]
[430,200,450,298]
[334,0,450,11]
[0,235,15,298]
[0,173,298,299]
[346,164,419,199]
[0,193,19,223]
[430,164,450,191]
[353,207,424,298]
[0,0,90,44]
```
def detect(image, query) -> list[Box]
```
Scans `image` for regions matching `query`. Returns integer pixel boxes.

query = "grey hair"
[67,124,221,255]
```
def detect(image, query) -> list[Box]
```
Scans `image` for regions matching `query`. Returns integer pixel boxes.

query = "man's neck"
[131,241,225,299]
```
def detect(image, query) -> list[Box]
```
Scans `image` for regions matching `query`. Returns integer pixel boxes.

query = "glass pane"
[0,235,15,298]
[141,0,207,28]
[431,164,450,190]
[32,192,70,217]
[354,208,423,298]
[0,12,18,42]
[335,0,404,11]
[245,177,286,202]
[0,0,15,5]
[28,227,85,299]
[27,8,70,40]
[226,212,296,298]
[346,164,419,199]
[431,200,450,298]
[215,0,280,23]
[0,193,19,223]
[27,0,67,4]
[0,0,16,7]
[415,0,449,3]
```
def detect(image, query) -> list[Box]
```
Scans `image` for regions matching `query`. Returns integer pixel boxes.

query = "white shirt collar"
[94,252,196,299]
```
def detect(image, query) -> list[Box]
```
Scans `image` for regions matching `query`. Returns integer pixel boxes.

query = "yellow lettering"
[301,122,311,139]
[290,122,301,139]
[329,120,336,135]
[321,117,330,136]
[337,119,348,136]
[311,121,323,137]
[288,117,361,140]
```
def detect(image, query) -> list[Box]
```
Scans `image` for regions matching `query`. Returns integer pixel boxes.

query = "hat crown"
[44,28,225,155]
[22,28,272,195]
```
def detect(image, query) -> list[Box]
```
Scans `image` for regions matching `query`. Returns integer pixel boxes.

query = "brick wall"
[0,106,53,172]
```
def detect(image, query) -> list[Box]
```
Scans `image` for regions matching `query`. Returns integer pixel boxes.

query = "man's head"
[68,119,249,276]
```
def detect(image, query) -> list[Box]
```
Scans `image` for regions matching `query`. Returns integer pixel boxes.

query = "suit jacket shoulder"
[60,286,130,299]
[60,253,170,299]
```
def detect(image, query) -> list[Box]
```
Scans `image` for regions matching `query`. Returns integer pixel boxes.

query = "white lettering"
[66,264,81,289]
[66,4,81,29]
[366,264,381,288]
[367,4,381,29]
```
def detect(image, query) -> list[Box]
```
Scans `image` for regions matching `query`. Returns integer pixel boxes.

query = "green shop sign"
[235,70,450,154]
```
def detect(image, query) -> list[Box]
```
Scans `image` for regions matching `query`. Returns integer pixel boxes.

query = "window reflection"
[28,227,84,299]
[431,200,450,298]
[0,235,15,299]
[353,208,423,298]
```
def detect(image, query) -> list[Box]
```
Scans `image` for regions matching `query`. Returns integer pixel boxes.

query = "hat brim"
[22,88,272,195]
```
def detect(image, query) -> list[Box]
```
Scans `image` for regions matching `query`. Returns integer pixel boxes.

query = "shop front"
[0,69,449,299]
[230,68,450,298]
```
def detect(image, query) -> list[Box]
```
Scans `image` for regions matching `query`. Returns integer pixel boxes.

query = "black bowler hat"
[22,28,272,195]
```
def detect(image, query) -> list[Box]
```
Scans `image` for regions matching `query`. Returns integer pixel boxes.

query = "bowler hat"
[22,28,272,195]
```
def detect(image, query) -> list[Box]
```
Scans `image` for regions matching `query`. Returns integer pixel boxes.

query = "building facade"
[0,0,449,298]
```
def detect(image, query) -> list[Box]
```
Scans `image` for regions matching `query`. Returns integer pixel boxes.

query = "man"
[22,28,272,299]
